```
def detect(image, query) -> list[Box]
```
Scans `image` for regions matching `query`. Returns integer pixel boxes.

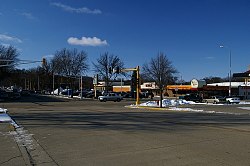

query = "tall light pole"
[220,45,232,96]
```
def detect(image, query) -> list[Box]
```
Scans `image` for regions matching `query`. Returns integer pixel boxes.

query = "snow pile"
[238,107,250,110]
[239,101,250,105]
[0,113,12,122]
[139,99,194,107]
[168,107,216,113]
[0,108,8,113]
[0,108,19,128]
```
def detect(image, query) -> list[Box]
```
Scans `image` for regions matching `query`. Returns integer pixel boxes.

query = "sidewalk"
[0,123,27,166]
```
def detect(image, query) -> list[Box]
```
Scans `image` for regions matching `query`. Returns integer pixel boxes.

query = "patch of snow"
[238,107,250,111]
[132,101,250,116]
[169,107,248,115]
[138,99,197,107]
[138,99,250,108]
[239,102,250,105]
[0,113,12,122]
[0,108,8,113]
[0,108,19,128]
[168,107,205,112]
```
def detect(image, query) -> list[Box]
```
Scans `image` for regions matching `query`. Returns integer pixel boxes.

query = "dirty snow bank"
[139,99,195,107]
[0,108,19,128]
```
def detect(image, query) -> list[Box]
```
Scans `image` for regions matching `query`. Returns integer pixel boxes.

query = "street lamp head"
[219,45,224,48]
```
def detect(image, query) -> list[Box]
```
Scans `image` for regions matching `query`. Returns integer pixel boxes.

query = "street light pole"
[229,49,232,96]
[220,45,232,96]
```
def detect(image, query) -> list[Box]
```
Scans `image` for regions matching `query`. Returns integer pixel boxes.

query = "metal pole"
[229,50,232,96]
[38,75,40,90]
[25,78,26,90]
[220,45,232,96]
[81,75,83,100]
[53,73,55,95]
[120,78,123,93]
[94,84,97,99]
[136,66,140,105]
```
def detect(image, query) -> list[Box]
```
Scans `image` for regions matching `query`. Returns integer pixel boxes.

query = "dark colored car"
[86,91,102,98]
[183,94,203,103]
[0,89,8,100]
[21,90,31,96]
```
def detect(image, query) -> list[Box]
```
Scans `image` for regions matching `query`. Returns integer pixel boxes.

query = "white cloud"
[0,34,22,43]
[20,12,36,20]
[51,2,102,14]
[205,56,215,60]
[67,36,108,47]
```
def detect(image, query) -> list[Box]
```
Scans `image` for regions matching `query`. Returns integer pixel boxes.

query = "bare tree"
[0,45,19,67]
[92,52,125,91]
[0,45,19,85]
[52,48,88,76]
[142,52,178,107]
[43,48,88,95]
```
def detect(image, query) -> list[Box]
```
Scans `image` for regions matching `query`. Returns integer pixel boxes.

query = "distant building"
[233,69,250,99]
[239,83,250,99]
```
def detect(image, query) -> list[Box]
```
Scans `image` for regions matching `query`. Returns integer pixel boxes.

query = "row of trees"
[0,44,178,97]
[2,44,239,106]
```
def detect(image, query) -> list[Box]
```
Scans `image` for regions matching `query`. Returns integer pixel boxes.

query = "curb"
[126,105,170,111]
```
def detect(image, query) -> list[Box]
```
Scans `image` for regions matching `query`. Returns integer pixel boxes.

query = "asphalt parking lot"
[1,95,250,166]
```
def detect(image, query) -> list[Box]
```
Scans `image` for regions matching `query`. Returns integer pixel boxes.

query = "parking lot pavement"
[1,95,250,165]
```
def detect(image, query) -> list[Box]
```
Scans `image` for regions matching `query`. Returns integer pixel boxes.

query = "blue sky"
[0,0,250,81]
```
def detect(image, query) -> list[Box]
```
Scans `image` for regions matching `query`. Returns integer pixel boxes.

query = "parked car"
[0,89,8,100]
[7,92,21,100]
[98,93,123,102]
[225,96,240,104]
[20,90,31,96]
[203,96,224,104]
[183,93,203,103]
[86,90,102,98]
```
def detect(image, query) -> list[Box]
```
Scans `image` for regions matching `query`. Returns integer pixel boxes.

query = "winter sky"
[0,0,250,81]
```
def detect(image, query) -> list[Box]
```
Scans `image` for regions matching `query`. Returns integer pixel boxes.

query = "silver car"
[225,96,240,104]
[204,96,224,104]
[98,93,123,102]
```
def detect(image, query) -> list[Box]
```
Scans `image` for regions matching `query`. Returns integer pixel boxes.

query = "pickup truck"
[98,93,123,102]
[203,96,224,104]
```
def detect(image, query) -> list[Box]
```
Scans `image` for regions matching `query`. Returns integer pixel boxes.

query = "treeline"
[1,44,239,93]
[0,45,128,91]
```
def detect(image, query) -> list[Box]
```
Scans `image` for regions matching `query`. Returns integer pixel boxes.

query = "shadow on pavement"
[1,95,67,103]
[11,111,250,132]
